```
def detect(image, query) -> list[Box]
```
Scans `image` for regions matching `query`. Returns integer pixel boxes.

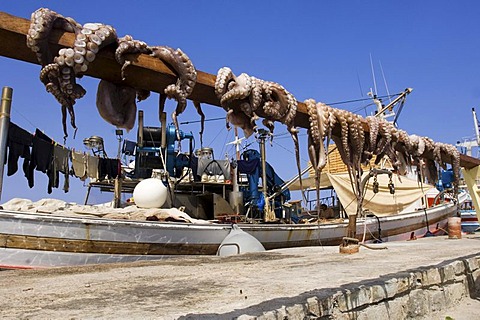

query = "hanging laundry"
[237,158,260,175]
[49,145,71,193]
[86,154,99,180]
[98,158,120,180]
[27,129,53,189]
[6,122,32,177]
[71,150,87,181]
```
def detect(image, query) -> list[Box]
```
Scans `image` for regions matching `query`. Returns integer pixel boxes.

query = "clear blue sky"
[0,1,479,204]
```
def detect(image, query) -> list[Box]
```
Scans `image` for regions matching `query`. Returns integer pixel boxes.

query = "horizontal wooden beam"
[0,11,478,169]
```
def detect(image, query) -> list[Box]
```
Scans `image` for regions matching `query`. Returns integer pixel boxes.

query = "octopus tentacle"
[221,73,253,107]
[261,81,297,131]
[249,77,263,112]
[306,100,330,172]
[215,67,235,101]
[150,46,197,140]
[115,35,150,80]
[365,116,379,152]
[27,8,119,138]
[193,101,205,146]
[27,8,82,66]
[334,109,351,166]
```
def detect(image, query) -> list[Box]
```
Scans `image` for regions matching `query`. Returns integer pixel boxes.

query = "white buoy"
[217,225,265,256]
[133,178,167,208]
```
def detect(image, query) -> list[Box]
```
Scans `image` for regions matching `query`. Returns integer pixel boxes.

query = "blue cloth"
[238,158,260,174]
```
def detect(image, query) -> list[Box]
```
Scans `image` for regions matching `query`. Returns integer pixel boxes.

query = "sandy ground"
[0,235,480,319]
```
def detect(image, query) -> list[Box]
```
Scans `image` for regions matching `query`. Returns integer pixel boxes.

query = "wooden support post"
[114,177,122,208]
[339,214,360,254]
[346,214,357,239]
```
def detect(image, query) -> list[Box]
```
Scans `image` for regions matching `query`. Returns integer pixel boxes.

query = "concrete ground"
[422,297,480,320]
[0,235,479,319]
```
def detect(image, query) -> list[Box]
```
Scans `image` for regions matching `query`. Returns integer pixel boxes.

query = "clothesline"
[6,121,120,194]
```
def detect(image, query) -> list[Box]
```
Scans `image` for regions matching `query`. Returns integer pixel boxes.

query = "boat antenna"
[369,53,378,96]
[473,107,480,146]
[379,60,392,105]
[356,70,364,97]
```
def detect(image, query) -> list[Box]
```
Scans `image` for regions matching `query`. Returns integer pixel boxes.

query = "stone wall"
[237,255,480,319]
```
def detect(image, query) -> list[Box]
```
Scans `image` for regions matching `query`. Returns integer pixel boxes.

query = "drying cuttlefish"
[27,8,117,138]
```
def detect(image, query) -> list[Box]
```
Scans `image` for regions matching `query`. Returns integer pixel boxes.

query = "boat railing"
[432,188,457,207]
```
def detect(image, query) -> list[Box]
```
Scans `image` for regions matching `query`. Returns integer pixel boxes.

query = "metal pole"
[0,87,12,200]
[258,130,273,221]
[137,110,144,147]
[228,127,243,214]
[233,127,240,193]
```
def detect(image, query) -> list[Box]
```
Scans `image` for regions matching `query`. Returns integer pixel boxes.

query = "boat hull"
[0,203,456,269]
[461,210,479,233]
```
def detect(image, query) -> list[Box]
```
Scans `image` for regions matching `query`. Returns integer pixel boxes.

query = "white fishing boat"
[0,144,458,269]
[0,198,456,269]
[0,85,462,269]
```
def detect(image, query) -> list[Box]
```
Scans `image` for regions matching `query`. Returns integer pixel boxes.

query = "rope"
[343,236,388,250]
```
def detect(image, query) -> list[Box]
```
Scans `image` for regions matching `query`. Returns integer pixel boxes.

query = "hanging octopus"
[305,99,338,213]
[106,36,204,142]
[215,67,303,203]
[27,8,117,139]
[215,67,260,137]
[95,35,151,131]
[150,45,203,142]
[305,102,462,216]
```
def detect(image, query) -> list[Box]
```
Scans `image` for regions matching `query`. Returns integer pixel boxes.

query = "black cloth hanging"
[98,158,120,180]
[6,122,32,177]
[27,129,53,189]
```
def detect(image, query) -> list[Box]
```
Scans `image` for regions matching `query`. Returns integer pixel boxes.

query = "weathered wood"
[0,11,478,169]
